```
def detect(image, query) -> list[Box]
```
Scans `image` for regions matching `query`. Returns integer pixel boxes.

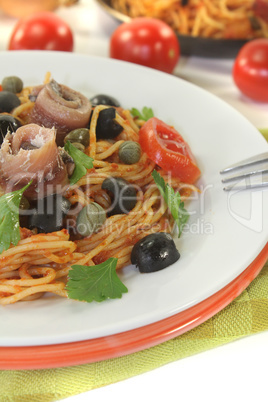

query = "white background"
[0,1,267,401]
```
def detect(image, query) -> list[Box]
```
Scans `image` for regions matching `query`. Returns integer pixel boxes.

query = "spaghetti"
[0,76,198,305]
[110,0,268,39]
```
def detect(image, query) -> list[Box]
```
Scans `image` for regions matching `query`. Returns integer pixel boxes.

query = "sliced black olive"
[101,176,137,215]
[131,232,180,273]
[0,91,20,113]
[90,94,120,107]
[96,108,123,140]
[28,194,71,233]
[0,114,21,143]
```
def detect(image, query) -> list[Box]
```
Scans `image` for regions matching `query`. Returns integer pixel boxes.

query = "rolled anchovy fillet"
[0,123,68,199]
[29,79,92,146]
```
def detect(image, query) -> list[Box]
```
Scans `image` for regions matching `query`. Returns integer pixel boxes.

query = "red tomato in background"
[232,38,268,102]
[253,0,268,23]
[8,11,73,51]
[110,18,180,74]
[139,117,200,184]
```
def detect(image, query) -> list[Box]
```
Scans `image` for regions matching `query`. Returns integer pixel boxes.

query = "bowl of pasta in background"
[96,0,264,58]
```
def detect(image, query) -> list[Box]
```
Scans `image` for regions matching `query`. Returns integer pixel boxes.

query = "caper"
[1,76,23,94]
[101,176,137,215]
[0,91,20,113]
[70,142,85,152]
[76,202,106,237]
[64,128,90,148]
[119,141,141,164]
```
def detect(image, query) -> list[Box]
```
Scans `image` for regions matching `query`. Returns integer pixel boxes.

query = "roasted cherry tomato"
[110,18,180,74]
[232,38,268,102]
[139,117,200,184]
[8,11,73,51]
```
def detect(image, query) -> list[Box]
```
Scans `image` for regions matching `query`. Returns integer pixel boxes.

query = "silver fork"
[220,152,268,191]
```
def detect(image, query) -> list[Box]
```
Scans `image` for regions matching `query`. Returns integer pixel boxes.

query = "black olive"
[28,194,71,233]
[0,114,21,143]
[96,108,123,140]
[90,94,120,107]
[131,232,180,273]
[0,91,20,113]
[101,176,137,215]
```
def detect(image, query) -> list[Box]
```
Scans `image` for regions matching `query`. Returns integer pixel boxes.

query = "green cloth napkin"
[0,131,267,402]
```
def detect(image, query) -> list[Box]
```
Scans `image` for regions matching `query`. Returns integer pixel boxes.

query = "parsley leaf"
[152,170,189,237]
[66,258,128,303]
[130,106,154,121]
[0,182,31,254]
[64,141,94,185]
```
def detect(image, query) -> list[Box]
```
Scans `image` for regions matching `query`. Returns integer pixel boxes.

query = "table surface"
[0,1,267,401]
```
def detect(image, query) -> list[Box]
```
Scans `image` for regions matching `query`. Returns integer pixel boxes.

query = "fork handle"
[220,152,268,173]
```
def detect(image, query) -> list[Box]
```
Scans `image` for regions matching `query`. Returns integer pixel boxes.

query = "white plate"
[0,51,267,347]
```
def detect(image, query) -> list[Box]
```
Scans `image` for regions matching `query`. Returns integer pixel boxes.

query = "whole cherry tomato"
[139,117,201,184]
[232,38,268,102]
[253,0,268,23]
[110,18,180,74]
[8,11,73,52]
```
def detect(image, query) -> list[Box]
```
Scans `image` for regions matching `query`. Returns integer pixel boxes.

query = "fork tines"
[220,152,268,191]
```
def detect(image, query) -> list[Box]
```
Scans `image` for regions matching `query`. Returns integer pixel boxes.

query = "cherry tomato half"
[110,18,180,74]
[8,11,73,52]
[232,38,268,102]
[139,117,200,184]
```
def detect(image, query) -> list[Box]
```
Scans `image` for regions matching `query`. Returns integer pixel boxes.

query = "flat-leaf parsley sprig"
[130,106,154,121]
[152,170,189,237]
[0,182,31,254]
[64,140,94,185]
[66,258,128,303]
